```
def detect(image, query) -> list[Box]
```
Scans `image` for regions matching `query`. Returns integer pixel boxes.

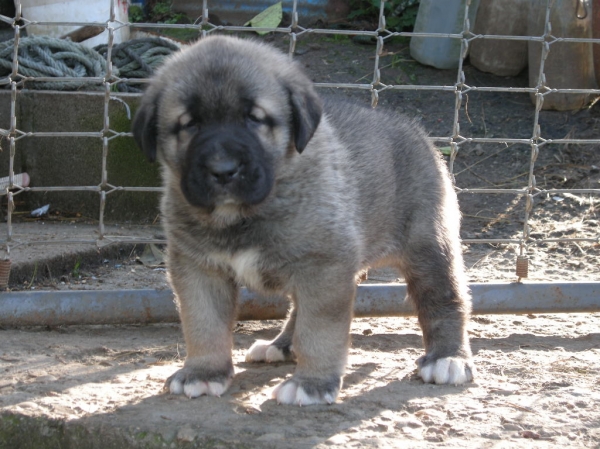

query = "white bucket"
[16,0,130,47]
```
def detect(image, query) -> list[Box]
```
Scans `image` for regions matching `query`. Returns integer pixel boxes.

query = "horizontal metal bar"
[457,188,527,194]
[534,189,600,196]
[22,21,107,27]
[106,186,163,193]
[19,131,104,138]
[314,83,373,90]
[461,239,521,244]
[0,283,598,327]
[380,85,457,92]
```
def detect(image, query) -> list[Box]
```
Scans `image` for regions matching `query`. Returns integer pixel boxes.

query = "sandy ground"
[1,313,599,448]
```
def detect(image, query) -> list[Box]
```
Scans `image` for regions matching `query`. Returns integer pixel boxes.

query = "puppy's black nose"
[207,158,241,185]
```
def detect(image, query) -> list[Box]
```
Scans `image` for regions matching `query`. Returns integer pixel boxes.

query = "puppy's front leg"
[165,248,237,398]
[273,267,354,406]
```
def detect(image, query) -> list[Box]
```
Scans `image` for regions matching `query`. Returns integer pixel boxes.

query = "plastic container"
[17,0,130,48]
[410,0,481,69]
[470,0,528,76]
[528,0,596,111]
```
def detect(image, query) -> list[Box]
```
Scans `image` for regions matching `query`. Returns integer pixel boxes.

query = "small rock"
[396,419,424,429]
[520,430,541,439]
[503,423,524,432]
[36,375,58,383]
[160,428,177,443]
[482,433,502,440]
[414,408,446,423]
[374,423,391,432]
[400,426,423,439]
[362,328,373,336]
[176,426,197,443]
[18,401,39,409]
[257,433,285,442]
[244,405,261,415]
[471,413,488,421]
[0,380,17,389]
[325,434,350,445]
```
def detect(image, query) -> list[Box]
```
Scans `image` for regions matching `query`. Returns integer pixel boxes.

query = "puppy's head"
[133,36,322,215]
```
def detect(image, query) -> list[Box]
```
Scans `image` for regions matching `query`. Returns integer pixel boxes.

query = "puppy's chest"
[206,249,285,292]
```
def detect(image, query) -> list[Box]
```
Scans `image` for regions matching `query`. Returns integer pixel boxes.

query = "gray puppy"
[133,35,475,406]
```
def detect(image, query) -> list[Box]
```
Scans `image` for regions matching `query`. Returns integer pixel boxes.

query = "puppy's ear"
[132,88,161,163]
[285,81,322,154]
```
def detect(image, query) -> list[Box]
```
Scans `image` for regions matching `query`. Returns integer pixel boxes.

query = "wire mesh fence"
[0,0,599,289]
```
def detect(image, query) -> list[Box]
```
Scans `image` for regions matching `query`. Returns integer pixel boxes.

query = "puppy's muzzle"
[181,125,274,209]
[206,155,241,186]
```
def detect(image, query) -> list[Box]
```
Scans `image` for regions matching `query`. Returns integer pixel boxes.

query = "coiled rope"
[0,36,109,90]
[95,37,180,92]
[0,36,180,91]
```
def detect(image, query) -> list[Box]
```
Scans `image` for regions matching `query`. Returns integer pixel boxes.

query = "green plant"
[152,1,171,17]
[72,258,81,278]
[348,0,419,32]
[150,1,189,25]
[128,5,144,23]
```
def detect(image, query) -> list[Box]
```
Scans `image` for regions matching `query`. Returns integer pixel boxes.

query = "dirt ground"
[1,35,599,448]
[1,315,599,448]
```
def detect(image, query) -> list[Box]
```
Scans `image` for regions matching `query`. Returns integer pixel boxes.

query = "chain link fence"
[0,0,599,295]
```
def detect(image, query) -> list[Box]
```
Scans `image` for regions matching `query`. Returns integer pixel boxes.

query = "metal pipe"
[0,282,598,327]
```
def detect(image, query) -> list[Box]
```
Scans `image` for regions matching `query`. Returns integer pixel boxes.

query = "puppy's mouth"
[180,125,274,210]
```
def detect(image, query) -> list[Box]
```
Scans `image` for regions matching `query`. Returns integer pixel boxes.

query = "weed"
[72,258,81,278]
[348,0,419,32]
[128,5,144,23]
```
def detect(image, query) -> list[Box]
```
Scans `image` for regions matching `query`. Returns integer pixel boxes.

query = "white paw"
[265,345,286,362]
[245,340,286,362]
[272,379,337,406]
[169,377,231,398]
[418,357,475,385]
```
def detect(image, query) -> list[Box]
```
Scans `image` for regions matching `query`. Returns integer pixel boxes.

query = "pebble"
[0,380,17,389]
[400,426,423,439]
[256,433,285,441]
[414,408,446,424]
[18,401,39,409]
[502,423,524,431]
[325,434,351,445]
[425,426,446,435]
[481,433,503,440]
[471,413,488,421]
[37,375,58,383]
[520,430,541,439]
[176,426,197,443]
[395,419,424,429]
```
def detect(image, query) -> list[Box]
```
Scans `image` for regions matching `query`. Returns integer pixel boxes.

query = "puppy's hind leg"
[246,306,297,363]
[400,240,475,385]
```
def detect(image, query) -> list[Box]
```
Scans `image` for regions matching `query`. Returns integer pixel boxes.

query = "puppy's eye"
[178,113,197,132]
[248,113,263,124]
[247,107,268,127]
